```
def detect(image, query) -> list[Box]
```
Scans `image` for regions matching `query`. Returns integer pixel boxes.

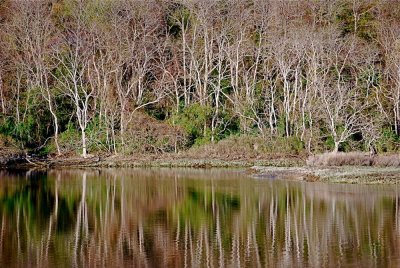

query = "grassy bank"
[32,153,304,169]
[251,166,400,184]
[307,152,400,167]
[0,135,306,168]
[48,152,400,184]
[2,138,400,185]
[250,152,400,184]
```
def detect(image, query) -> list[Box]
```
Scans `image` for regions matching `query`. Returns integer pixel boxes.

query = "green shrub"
[171,103,212,145]
[0,114,40,149]
[58,123,81,154]
[376,128,399,153]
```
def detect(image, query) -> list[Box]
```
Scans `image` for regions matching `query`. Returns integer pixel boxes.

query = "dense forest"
[1,0,400,157]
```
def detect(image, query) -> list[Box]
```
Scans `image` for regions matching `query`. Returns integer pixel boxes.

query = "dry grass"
[186,135,306,163]
[125,113,188,154]
[307,152,400,167]
[372,154,400,167]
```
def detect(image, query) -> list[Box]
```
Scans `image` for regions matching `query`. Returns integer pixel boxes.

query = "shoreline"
[2,153,400,184]
[2,154,304,169]
[250,166,400,184]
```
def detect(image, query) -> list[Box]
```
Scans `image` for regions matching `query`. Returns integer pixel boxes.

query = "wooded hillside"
[1,0,400,157]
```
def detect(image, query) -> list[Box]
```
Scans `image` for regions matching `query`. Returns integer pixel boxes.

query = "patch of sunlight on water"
[0,168,399,267]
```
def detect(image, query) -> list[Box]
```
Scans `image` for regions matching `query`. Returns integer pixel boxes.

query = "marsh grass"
[307,152,400,167]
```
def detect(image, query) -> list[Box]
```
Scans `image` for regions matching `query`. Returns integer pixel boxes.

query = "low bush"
[123,112,188,154]
[57,123,82,155]
[51,112,189,155]
[0,134,17,148]
[186,135,306,159]
[170,103,212,145]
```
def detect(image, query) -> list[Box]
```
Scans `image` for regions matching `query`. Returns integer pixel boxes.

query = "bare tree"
[380,25,400,135]
[109,1,166,149]
[318,35,367,152]
[3,1,62,153]
[1,0,399,156]
[51,1,96,157]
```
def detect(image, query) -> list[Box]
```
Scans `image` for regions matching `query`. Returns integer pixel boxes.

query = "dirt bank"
[0,147,27,167]
[3,152,400,184]
[47,154,304,168]
[0,153,304,169]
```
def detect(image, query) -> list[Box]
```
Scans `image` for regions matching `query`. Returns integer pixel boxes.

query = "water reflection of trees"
[0,169,399,267]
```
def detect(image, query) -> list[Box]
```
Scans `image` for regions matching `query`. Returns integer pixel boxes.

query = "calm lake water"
[0,168,399,267]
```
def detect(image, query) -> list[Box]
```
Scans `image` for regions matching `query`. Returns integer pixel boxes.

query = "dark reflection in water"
[0,168,399,267]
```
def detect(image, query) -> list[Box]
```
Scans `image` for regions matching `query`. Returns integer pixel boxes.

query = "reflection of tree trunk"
[283,185,291,267]
[17,206,21,258]
[74,172,87,267]
[138,219,150,268]
[174,175,178,200]
[205,226,211,268]
[236,223,241,268]
[175,217,180,252]
[196,226,203,267]
[245,227,251,261]
[112,176,116,220]
[252,222,261,267]
[285,185,291,254]
[45,178,59,260]
[189,223,194,267]
[294,201,300,262]
[216,211,224,267]
[212,181,215,215]
[139,220,145,254]
[184,221,188,268]
[0,214,5,261]
[270,193,276,252]
[231,220,240,267]
[396,191,400,237]
[302,191,310,265]
[118,177,126,261]
[23,210,32,264]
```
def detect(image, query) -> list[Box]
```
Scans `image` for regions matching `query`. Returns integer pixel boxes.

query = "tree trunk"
[0,74,5,114]
[333,141,340,153]
[54,122,61,156]
[48,98,61,155]
[81,129,87,158]
[120,104,125,149]
[111,116,117,155]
